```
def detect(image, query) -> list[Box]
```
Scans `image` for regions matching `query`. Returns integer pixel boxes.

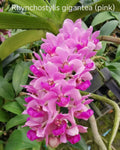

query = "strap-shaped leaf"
[0,30,45,60]
[9,0,53,18]
[54,0,79,22]
[67,0,120,21]
[0,12,59,34]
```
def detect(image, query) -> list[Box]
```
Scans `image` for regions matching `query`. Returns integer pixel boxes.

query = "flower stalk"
[80,91,120,150]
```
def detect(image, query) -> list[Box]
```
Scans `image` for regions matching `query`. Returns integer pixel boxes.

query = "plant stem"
[89,111,107,150]
[80,91,120,150]
[98,36,120,44]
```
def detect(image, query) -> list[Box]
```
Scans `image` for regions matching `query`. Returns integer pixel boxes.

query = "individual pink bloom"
[69,96,94,121]
[49,47,74,73]
[23,101,58,142]
[51,80,82,107]
[45,114,81,146]
[41,32,65,55]
[59,19,75,39]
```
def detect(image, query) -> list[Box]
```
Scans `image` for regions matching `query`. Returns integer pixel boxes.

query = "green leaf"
[81,21,88,29]
[68,136,88,150]
[0,76,15,100]
[110,12,120,24]
[110,71,120,85]
[0,12,59,34]
[4,68,14,82]
[3,101,23,115]
[15,96,26,109]
[9,0,53,18]
[6,114,28,130]
[16,48,33,54]
[2,53,19,68]
[106,62,120,85]
[5,127,40,150]
[66,0,120,21]
[96,41,107,56]
[91,11,114,26]
[12,61,31,95]
[106,62,120,69]
[0,109,9,122]
[0,30,45,61]
[100,20,118,36]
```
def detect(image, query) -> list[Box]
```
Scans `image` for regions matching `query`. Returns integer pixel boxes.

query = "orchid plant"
[0,0,120,150]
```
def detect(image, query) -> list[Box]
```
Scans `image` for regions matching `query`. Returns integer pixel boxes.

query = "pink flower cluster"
[23,19,102,148]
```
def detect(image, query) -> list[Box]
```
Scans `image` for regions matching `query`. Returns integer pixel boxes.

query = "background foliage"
[0,0,120,150]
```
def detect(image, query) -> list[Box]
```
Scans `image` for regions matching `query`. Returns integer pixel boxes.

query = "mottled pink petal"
[59,64,73,73]
[56,96,70,107]
[60,134,67,143]
[87,41,96,51]
[76,80,91,91]
[96,42,102,50]
[27,130,38,141]
[67,134,81,144]
[75,109,94,120]
[74,19,82,28]
[91,31,100,40]
[83,99,93,105]
[27,108,44,117]
[48,136,60,148]
[25,97,33,103]
[77,125,88,133]
[66,126,79,136]
[52,122,67,136]
[30,65,44,77]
